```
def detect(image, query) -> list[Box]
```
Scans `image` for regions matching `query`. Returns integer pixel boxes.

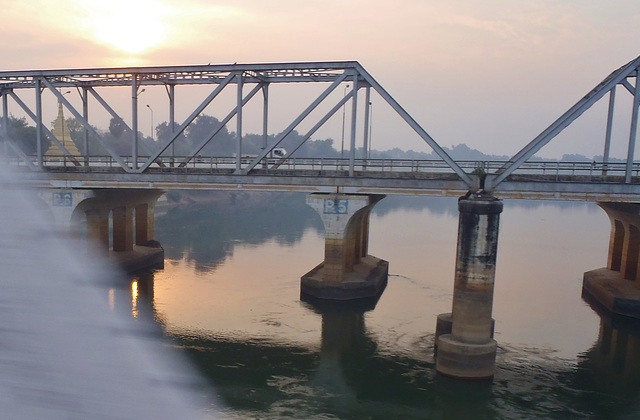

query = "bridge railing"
[7,155,640,180]
[481,160,640,178]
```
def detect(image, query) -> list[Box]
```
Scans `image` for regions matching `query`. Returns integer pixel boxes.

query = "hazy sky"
[2,0,640,158]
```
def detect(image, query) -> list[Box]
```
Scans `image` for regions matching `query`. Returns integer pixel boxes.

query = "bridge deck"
[10,157,640,201]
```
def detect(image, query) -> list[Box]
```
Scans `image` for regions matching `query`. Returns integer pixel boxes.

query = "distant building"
[45,101,80,156]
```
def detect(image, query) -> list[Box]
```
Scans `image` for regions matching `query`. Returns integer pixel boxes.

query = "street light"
[340,84,349,160]
[368,101,373,159]
[146,104,154,141]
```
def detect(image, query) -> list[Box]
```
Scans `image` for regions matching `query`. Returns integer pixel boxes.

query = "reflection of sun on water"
[131,280,139,318]
[108,288,115,310]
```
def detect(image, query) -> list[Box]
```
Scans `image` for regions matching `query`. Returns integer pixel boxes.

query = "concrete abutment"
[43,188,165,273]
[301,193,388,300]
[583,202,640,319]
[436,192,503,380]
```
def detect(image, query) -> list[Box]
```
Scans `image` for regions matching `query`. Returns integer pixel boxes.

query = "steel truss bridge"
[2,58,640,201]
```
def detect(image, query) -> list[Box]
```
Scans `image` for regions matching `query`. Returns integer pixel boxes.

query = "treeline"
[2,114,611,162]
[4,114,339,158]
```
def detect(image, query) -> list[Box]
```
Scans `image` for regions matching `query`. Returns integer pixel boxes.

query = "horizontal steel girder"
[0,62,368,89]
[12,167,640,202]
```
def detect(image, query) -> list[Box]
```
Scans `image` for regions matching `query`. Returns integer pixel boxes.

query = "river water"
[124,192,640,419]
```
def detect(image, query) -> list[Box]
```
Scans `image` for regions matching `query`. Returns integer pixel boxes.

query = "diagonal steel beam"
[86,87,158,159]
[626,70,640,183]
[621,79,635,95]
[138,72,237,172]
[9,91,82,167]
[179,83,263,167]
[0,131,38,170]
[39,78,130,170]
[240,71,351,174]
[353,64,474,188]
[487,55,640,190]
[270,89,353,169]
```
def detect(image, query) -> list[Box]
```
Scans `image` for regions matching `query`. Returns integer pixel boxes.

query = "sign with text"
[52,192,72,207]
[323,198,348,214]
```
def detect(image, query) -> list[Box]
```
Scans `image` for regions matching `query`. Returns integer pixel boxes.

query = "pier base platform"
[109,244,164,274]
[436,335,498,380]
[301,255,388,300]
[583,268,640,319]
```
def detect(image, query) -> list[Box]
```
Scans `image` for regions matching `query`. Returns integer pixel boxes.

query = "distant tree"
[185,115,234,156]
[64,117,105,155]
[156,122,174,143]
[108,118,126,138]
[295,138,339,158]
[237,131,340,158]
[560,153,591,162]
[592,155,624,163]
[156,122,191,156]
[6,115,49,155]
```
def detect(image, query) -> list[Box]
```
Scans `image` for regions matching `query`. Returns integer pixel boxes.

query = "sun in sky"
[88,0,169,54]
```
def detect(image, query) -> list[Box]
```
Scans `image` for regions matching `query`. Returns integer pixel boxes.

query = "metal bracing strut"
[180,84,263,167]
[138,72,237,172]
[241,71,351,174]
[486,55,640,190]
[353,63,474,187]
[38,79,126,169]
[0,61,500,187]
[9,90,81,166]
[626,70,640,183]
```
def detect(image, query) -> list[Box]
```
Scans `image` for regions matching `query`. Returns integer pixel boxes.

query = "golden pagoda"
[45,101,80,156]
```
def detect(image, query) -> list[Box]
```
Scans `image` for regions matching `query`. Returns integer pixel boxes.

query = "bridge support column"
[112,206,134,252]
[436,192,503,379]
[135,203,154,245]
[583,202,640,318]
[71,189,164,272]
[86,208,110,251]
[301,193,388,300]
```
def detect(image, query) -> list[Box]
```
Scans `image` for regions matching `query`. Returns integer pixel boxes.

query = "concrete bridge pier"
[41,188,165,273]
[85,208,110,249]
[583,202,640,318]
[436,192,503,379]
[301,193,388,300]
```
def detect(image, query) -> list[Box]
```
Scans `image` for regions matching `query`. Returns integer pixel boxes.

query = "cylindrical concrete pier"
[436,192,503,379]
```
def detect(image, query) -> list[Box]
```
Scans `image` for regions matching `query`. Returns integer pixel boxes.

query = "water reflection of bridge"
[125,270,640,419]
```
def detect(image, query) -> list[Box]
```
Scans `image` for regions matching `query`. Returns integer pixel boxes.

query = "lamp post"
[340,84,349,161]
[368,101,373,159]
[132,87,145,169]
[146,104,154,141]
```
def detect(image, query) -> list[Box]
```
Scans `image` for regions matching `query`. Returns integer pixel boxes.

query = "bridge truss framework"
[0,61,472,183]
[2,57,640,198]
